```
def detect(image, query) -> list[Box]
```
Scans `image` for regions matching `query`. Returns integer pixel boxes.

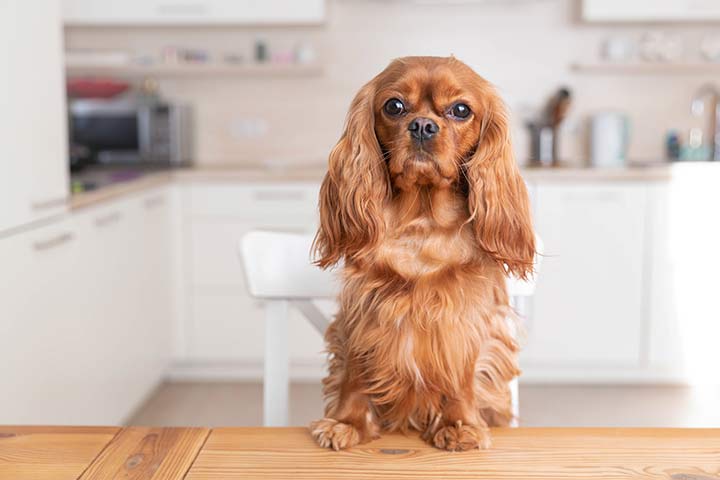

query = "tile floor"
[127,382,720,428]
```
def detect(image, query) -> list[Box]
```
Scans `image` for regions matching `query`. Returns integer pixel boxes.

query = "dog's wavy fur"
[310,56,535,451]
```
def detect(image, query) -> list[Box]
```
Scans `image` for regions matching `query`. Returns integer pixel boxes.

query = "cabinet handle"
[94,212,123,228]
[32,232,74,251]
[144,196,166,210]
[31,196,66,210]
[253,191,306,202]
[155,3,209,16]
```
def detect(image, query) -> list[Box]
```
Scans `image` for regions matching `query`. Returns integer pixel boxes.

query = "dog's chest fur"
[340,191,506,429]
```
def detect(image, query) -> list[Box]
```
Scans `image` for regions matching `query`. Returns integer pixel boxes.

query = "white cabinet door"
[70,191,172,423]
[522,183,647,369]
[189,293,325,364]
[22,0,69,216]
[180,182,324,368]
[0,0,68,232]
[646,168,720,382]
[0,217,84,424]
[0,190,173,424]
[0,0,29,232]
[62,0,325,25]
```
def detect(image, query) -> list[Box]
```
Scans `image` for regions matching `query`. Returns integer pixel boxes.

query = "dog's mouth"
[411,150,434,163]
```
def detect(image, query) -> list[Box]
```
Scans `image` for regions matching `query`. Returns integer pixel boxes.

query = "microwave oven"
[69,96,191,169]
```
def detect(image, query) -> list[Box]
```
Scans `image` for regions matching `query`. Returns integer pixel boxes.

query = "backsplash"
[65,0,719,167]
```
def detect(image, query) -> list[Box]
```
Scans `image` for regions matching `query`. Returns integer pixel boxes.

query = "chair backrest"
[240,231,337,299]
[240,231,542,300]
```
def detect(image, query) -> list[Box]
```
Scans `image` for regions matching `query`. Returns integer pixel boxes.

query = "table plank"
[0,426,119,480]
[186,427,720,480]
[80,427,209,480]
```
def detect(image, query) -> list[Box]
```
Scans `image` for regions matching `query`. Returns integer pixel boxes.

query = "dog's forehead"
[381,63,471,106]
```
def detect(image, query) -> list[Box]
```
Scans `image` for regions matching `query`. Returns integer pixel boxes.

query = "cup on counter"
[590,112,631,168]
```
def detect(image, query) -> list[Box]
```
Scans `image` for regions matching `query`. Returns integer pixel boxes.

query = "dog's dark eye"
[384,98,405,116]
[450,103,471,119]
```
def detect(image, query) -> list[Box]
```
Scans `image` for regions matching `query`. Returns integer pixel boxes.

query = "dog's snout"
[408,117,439,141]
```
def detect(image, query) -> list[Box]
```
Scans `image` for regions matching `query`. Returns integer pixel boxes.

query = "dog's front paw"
[309,418,362,450]
[432,421,491,451]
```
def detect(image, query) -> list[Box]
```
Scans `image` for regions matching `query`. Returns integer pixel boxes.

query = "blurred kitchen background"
[2,0,720,428]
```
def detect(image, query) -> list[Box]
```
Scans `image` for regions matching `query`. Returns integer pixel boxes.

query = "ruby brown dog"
[310,56,536,451]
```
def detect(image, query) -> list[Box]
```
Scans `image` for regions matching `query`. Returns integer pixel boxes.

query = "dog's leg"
[428,334,519,450]
[425,390,492,451]
[310,321,379,450]
[474,333,520,428]
[310,387,378,450]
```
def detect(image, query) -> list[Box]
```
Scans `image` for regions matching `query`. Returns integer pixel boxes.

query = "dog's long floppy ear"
[465,93,535,279]
[314,79,389,269]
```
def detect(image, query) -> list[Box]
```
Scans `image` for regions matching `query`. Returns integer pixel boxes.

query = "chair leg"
[509,295,526,428]
[264,300,289,426]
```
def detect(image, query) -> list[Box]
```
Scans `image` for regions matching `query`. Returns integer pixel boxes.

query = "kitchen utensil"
[547,88,572,127]
[590,112,630,167]
[545,87,572,164]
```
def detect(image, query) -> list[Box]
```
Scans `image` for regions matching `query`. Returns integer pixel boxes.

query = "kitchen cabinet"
[0,0,68,233]
[0,188,173,424]
[3,172,710,401]
[0,216,83,424]
[645,184,684,376]
[645,168,720,382]
[24,0,69,217]
[62,0,325,25]
[583,0,720,22]
[521,183,647,376]
[174,182,325,379]
[0,0,27,232]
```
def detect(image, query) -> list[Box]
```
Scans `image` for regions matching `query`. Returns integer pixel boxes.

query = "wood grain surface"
[0,426,119,480]
[1,426,719,479]
[186,427,720,480]
[79,427,209,480]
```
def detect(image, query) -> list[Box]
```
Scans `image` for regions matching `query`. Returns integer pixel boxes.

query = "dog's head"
[315,56,535,278]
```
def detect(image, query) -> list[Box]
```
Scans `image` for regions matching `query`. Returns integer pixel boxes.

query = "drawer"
[190,218,318,287]
[189,293,326,362]
[188,183,320,219]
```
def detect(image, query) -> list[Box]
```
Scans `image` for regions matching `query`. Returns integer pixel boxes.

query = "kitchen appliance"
[69,94,191,170]
[590,112,630,168]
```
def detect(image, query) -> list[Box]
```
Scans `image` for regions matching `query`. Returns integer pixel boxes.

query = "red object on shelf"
[67,78,130,99]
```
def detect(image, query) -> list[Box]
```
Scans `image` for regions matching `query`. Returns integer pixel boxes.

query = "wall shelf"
[571,62,720,75]
[65,63,324,78]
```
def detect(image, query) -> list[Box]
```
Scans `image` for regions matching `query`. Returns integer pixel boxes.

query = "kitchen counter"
[521,164,672,181]
[1,426,718,479]
[68,166,328,211]
[69,170,173,210]
[65,162,698,212]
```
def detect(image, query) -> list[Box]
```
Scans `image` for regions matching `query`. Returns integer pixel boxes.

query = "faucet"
[691,84,720,161]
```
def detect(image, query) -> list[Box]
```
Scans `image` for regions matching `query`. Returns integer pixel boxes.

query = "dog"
[309,56,536,451]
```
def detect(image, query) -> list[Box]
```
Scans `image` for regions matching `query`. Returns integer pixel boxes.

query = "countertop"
[68,163,677,211]
[1,426,718,479]
[68,166,329,211]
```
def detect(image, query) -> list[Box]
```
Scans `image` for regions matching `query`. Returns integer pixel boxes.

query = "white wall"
[65,0,716,167]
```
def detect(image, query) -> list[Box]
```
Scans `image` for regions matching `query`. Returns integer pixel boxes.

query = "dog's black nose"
[408,117,439,141]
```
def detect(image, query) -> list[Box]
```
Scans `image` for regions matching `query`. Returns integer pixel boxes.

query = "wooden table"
[1,426,719,479]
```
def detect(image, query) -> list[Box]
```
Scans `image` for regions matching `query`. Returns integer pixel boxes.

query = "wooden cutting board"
[1,426,719,479]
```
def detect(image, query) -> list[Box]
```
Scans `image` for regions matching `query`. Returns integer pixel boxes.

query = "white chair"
[239,231,542,427]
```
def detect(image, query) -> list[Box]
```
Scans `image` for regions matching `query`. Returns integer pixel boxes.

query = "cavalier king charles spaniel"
[309,56,536,451]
